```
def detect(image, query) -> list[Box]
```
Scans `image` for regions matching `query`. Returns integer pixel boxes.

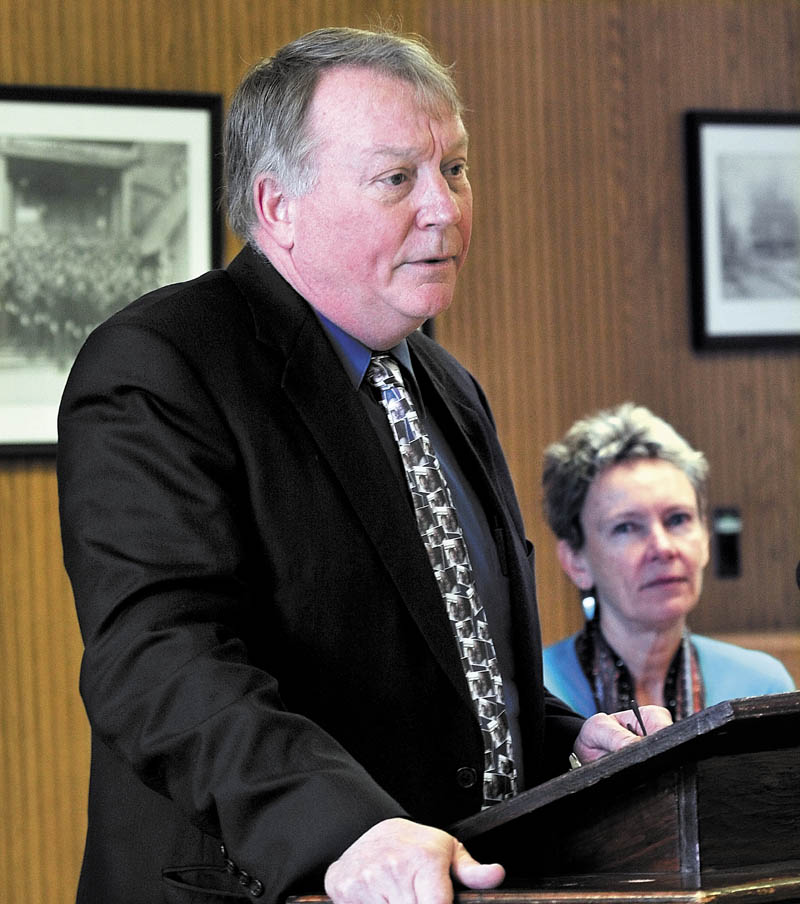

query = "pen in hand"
[626,698,648,737]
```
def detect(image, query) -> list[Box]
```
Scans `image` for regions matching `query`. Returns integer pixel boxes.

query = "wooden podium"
[291,692,800,902]
[450,691,800,900]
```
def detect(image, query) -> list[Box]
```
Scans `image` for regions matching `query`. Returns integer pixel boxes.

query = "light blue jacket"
[543,631,796,717]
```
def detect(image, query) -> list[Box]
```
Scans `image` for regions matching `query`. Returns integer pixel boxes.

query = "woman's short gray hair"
[542,402,709,550]
[223,26,464,242]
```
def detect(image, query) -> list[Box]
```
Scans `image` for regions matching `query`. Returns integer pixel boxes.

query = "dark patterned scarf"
[575,615,705,721]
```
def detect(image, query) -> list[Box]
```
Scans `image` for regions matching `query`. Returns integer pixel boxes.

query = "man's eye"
[384,172,408,187]
[445,162,468,178]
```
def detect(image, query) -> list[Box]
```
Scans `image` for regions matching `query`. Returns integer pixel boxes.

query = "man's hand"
[573,705,672,765]
[324,817,505,904]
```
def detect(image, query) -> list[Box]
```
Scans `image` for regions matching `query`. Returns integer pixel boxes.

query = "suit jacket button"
[456,766,477,788]
[249,878,264,897]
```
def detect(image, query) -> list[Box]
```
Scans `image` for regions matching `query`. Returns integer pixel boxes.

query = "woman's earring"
[581,594,596,621]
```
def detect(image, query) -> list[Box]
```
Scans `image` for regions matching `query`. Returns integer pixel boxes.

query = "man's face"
[284,66,472,349]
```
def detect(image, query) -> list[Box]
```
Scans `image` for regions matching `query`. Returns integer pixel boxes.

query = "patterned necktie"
[365,354,517,806]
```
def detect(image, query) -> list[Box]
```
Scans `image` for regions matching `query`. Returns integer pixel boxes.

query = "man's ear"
[556,539,594,592]
[253,173,295,249]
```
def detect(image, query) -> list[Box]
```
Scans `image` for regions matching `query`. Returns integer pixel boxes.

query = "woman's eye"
[612,522,635,535]
[666,512,691,528]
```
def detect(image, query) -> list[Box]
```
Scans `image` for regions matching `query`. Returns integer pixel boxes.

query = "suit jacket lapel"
[409,335,507,531]
[227,248,473,707]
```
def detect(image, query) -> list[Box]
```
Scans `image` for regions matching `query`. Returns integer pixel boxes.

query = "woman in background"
[541,402,794,720]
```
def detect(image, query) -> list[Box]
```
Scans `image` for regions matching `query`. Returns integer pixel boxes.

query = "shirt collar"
[314,310,416,391]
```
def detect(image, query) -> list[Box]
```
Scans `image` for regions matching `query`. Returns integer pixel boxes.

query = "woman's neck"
[597,613,686,707]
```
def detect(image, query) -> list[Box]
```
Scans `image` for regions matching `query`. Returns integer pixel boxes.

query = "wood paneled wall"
[430,0,800,642]
[1,2,797,902]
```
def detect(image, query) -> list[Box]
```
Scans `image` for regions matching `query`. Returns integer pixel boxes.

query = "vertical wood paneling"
[0,4,427,902]
[0,463,88,903]
[1,3,798,902]
[429,0,800,643]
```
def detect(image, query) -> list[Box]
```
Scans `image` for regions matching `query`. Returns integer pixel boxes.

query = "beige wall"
[1,2,798,901]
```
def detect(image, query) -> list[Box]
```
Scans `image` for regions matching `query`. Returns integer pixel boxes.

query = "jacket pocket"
[162,865,262,901]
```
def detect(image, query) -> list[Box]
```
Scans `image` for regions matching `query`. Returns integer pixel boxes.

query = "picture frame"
[0,84,223,456]
[685,110,800,351]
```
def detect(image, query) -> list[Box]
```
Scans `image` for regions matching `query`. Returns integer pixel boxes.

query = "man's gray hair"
[223,26,464,242]
[542,402,709,550]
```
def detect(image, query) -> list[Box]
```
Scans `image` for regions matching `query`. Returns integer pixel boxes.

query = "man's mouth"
[413,256,452,265]
[405,248,459,266]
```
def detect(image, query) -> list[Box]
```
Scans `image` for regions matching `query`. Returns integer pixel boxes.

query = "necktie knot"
[365,354,403,393]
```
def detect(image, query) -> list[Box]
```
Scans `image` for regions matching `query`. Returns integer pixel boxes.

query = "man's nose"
[416,173,462,227]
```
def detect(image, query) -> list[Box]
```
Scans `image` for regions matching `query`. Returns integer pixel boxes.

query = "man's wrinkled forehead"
[364,125,469,161]
[307,66,467,159]
[311,63,463,121]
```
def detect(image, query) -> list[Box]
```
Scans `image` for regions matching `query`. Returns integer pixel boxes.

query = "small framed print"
[685,110,800,350]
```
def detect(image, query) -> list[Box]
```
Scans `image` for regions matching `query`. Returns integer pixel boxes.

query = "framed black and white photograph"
[685,110,800,350]
[0,85,223,455]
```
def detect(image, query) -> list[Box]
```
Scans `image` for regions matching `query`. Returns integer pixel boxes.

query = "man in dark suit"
[58,27,669,904]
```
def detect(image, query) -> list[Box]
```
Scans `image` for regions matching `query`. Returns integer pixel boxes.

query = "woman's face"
[558,459,709,633]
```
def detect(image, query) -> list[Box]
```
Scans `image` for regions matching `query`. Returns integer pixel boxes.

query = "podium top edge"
[453,691,800,840]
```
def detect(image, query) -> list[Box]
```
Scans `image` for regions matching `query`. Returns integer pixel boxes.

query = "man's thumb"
[451,841,506,890]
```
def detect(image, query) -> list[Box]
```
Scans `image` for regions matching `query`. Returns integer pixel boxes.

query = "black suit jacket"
[58,245,583,904]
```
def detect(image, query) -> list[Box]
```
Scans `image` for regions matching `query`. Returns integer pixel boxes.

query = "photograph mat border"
[0,99,215,278]
[0,86,222,455]
[699,122,800,338]
[685,109,800,351]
